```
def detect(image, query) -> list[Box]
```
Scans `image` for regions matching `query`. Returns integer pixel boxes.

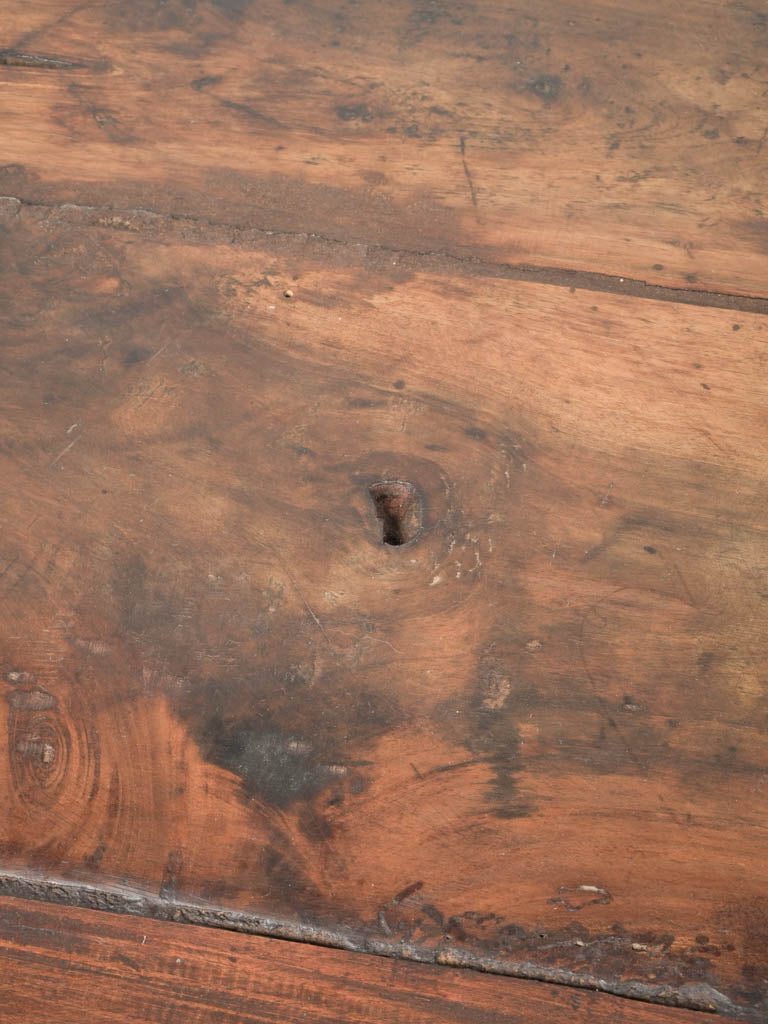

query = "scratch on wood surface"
[0,554,21,584]
[49,435,80,467]
[577,591,649,774]
[277,557,336,652]
[0,50,84,68]
[459,136,479,209]
[670,562,697,607]
[135,383,163,408]
[12,1,95,51]
[696,427,728,454]
[147,343,169,362]
[361,635,402,654]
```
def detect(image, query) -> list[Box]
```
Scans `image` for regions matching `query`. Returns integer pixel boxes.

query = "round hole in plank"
[368,480,422,546]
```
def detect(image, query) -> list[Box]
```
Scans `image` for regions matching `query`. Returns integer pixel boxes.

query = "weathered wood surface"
[1,0,768,297]
[2,0,768,1019]
[1,198,767,1017]
[1,894,738,1024]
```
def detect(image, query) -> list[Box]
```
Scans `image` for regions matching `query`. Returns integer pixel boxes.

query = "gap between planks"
[1,195,767,317]
[0,873,756,1021]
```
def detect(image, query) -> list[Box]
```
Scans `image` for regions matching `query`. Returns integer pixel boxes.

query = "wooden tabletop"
[1,1,766,1020]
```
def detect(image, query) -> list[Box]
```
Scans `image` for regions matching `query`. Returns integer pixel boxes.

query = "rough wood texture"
[2,1,768,1020]
[1,0,768,297]
[1,894,737,1024]
[1,197,767,1018]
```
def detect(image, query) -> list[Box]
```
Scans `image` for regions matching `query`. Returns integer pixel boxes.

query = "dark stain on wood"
[526,74,562,101]
[197,724,348,806]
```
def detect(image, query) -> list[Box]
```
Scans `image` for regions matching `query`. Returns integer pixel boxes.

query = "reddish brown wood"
[0,894,741,1024]
[0,198,766,1016]
[2,1,768,1019]
[1,0,767,296]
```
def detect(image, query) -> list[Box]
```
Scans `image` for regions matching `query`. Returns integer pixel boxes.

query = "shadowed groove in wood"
[2,195,768,316]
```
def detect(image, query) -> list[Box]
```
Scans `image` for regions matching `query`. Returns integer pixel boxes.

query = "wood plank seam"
[0,873,756,1021]
[1,195,767,317]
[1,892,739,1024]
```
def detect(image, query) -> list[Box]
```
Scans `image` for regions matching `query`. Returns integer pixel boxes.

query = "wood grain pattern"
[1,894,738,1024]
[0,196,767,1017]
[1,0,767,297]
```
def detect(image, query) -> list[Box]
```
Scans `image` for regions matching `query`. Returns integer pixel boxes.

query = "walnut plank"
[1,0,767,296]
[2,894,740,1024]
[0,201,767,1016]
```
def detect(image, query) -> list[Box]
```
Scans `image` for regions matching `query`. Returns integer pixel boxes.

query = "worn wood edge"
[0,872,755,1021]
[0,893,739,1024]
[1,195,767,316]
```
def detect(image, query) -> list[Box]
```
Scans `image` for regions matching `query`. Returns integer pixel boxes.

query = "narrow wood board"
[1,201,767,1016]
[1,894,739,1024]
[1,0,767,297]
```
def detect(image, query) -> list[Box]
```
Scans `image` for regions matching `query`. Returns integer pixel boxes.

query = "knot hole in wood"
[368,480,422,546]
